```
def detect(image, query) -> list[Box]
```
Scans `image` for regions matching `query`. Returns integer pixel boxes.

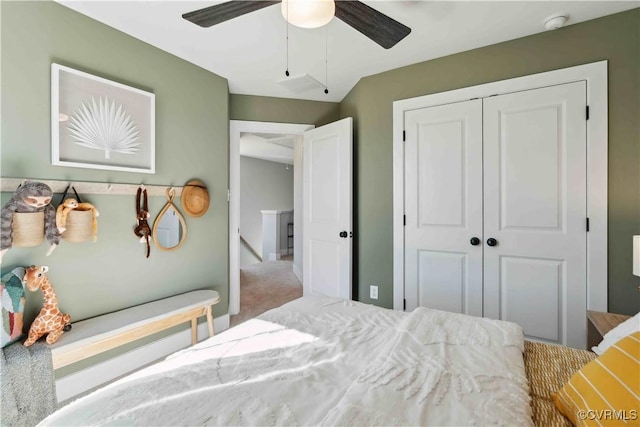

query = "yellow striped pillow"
[552,331,640,426]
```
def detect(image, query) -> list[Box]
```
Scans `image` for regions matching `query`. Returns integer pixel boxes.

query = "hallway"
[229,256,302,327]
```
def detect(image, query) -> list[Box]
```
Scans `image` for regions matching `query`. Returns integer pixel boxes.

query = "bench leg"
[206,305,215,337]
[191,318,197,345]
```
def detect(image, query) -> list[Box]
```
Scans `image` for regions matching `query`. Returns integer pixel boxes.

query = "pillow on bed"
[1,267,26,348]
[552,331,639,426]
[592,312,640,355]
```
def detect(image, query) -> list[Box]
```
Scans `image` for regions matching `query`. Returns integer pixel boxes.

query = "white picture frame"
[51,63,155,174]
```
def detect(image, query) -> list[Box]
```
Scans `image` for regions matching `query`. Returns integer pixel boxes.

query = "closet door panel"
[483,82,587,348]
[404,100,483,315]
[500,106,561,230]
[500,256,563,342]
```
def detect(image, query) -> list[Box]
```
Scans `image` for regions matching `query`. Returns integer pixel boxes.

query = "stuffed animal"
[0,182,61,262]
[56,198,100,242]
[77,202,100,243]
[134,186,151,258]
[56,198,78,233]
[22,265,71,346]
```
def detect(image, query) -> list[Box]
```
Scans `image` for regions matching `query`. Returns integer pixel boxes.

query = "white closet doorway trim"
[229,120,314,315]
[392,60,608,314]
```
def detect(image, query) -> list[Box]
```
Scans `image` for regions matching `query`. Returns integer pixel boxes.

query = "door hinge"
[227,189,231,202]
[403,215,406,226]
[586,106,590,120]
[402,130,406,141]
[403,299,406,311]
[586,217,590,232]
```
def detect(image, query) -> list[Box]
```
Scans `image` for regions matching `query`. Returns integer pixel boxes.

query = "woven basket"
[62,210,93,243]
[12,212,45,247]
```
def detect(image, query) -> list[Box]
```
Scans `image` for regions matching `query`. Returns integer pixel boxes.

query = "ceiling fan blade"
[334,1,411,49]
[182,1,280,28]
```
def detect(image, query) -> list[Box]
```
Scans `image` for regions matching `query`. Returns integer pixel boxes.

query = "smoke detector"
[544,14,569,30]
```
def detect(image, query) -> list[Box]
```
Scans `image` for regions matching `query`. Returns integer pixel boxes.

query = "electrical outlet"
[370,285,378,300]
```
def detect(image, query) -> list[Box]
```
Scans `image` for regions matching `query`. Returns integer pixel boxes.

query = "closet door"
[404,100,483,315]
[482,82,587,348]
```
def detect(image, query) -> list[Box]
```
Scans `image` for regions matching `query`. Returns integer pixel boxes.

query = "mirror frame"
[152,188,187,251]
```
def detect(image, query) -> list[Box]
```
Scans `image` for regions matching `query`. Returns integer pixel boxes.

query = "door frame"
[229,120,314,315]
[392,60,608,312]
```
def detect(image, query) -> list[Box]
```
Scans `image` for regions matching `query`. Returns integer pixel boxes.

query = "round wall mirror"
[152,188,187,251]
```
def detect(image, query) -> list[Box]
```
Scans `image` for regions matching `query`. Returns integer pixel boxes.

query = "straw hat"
[181,180,210,218]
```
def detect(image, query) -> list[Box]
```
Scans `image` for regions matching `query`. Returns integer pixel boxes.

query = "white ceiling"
[56,1,638,102]
[240,133,295,164]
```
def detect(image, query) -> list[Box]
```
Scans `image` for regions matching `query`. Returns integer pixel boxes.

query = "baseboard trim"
[55,314,230,402]
[292,264,302,283]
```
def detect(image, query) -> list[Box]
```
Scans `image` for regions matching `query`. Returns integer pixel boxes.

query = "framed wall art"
[51,64,155,173]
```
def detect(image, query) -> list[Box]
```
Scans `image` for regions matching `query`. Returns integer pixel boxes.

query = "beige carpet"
[230,257,302,327]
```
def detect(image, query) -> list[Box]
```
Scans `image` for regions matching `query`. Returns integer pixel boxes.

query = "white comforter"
[41,296,532,426]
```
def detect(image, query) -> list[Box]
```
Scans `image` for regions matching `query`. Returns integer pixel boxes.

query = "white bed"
[41,296,532,426]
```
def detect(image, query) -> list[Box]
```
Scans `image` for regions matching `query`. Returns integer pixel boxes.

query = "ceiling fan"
[182,0,411,49]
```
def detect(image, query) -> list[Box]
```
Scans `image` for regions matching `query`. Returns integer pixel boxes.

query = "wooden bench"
[49,290,221,369]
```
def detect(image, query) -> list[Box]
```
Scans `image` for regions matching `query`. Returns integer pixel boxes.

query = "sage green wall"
[1,0,230,328]
[340,9,640,315]
[230,94,339,127]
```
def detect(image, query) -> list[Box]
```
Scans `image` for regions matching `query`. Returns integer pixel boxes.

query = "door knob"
[487,238,498,247]
[470,237,481,246]
[339,231,348,238]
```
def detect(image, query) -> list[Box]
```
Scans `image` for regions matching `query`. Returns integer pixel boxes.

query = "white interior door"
[404,100,484,315]
[483,82,587,348]
[303,117,353,299]
[403,82,587,347]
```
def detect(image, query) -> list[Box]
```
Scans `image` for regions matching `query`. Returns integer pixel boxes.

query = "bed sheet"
[41,296,531,426]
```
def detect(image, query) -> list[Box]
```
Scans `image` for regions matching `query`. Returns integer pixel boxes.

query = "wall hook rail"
[0,177,184,197]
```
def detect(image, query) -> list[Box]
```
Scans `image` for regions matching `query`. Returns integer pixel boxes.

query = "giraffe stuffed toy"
[22,265,71,346]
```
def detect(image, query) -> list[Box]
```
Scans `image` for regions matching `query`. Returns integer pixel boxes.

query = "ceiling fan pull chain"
[285,1,290,77]
[324,23,329,94]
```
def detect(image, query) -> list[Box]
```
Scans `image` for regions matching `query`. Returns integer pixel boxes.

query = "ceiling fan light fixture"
[281,0,335,29]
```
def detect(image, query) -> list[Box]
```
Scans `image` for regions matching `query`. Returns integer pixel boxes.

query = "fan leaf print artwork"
[52,64,155,173]
[67,97,141,159]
